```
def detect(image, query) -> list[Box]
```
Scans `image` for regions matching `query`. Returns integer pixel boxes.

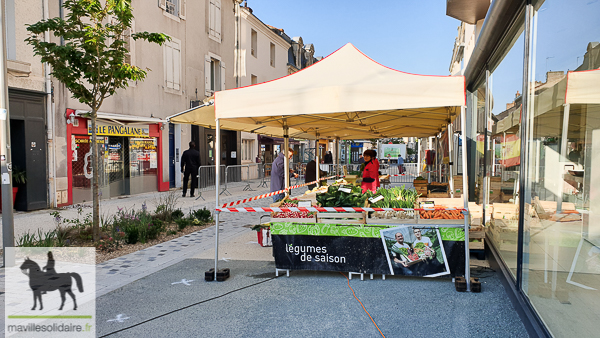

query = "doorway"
[106,136,129,197]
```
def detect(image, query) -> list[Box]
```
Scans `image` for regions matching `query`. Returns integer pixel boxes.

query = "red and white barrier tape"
[220,175,336,208]
[216,207,467,213]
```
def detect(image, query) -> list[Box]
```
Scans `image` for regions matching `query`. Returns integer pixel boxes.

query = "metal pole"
[283,121,290,194]
[557,103,570,213]
[315,135,320,183]
[335,137,340,177]
[1,0,15,267]
[214,118,221,280]
[460,105,470,291]
[482,70,491,226]
[448,123,454,198]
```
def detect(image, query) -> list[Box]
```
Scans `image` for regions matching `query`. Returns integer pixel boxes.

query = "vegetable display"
[369,185,420,220]
[419,208,464,219]
[316,185,368,208]
[272,201,316,219]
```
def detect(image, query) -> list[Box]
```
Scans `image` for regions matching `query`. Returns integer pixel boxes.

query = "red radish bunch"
[273,202,314,218]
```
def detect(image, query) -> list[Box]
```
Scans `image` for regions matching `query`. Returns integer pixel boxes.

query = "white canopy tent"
[207,43,471,288]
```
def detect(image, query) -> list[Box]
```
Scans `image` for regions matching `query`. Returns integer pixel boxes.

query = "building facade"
[448,0,600,336]
[45,0,237,205]
[5,0,50,211]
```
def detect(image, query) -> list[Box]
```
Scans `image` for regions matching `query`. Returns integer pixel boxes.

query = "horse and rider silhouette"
[19,252,84,311]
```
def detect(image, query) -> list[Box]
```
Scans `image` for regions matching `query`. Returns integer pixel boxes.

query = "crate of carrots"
[418,205,464,223]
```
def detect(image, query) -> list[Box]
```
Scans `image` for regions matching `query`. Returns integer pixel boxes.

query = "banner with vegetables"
[381,226,450,277]
[272,222,465,276]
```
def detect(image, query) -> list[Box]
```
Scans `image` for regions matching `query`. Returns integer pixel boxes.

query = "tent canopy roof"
[215,43,466,139]
[167,100,316,139]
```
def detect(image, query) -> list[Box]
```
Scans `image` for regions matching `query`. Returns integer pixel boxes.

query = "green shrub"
[171,209,184,220]
[175,218,189,231]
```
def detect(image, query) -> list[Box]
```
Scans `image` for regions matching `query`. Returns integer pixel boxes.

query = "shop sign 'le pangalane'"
[87,121,149,138]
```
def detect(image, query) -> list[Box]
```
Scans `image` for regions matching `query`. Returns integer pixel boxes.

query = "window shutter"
[166,42,174,89]
[179,0,186,19]
[173,41,181,90]
[205,55,211,96]
[220,61,226,91]
[215,0,221,41]
[159,0,166,10]
[209,0,215,37]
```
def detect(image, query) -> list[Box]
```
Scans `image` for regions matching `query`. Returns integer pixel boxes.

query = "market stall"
[175,43,473,289]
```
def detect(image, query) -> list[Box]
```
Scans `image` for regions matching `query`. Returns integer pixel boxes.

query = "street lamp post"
[0,0,15,267]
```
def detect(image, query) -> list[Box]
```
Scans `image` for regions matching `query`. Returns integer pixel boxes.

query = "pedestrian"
[270,147,298,203]
[358,154,365,164]
[361,149,379,193]
[181,141,200,197]
[397,154,404,174]
[324,151,333,164]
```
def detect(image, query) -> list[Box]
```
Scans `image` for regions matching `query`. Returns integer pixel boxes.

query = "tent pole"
[214,118,221,281]
[448,123,454,198]
[315,132,320,184]
[557,103,570,213]
[335,137,340,178]
[284,120,290,193]
[460,105,470,291]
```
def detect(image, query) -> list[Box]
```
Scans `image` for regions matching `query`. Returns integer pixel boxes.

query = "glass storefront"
[470,0,600,336]
[71,131,159,204]
[521,0,600,336]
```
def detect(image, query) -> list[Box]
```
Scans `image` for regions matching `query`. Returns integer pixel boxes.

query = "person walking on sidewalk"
[271,147,298,203]
[181,141,200,197]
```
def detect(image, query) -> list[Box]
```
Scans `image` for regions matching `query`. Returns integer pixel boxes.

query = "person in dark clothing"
[324,151,333,164]
[181,141,200,197]
[305,160,327,190]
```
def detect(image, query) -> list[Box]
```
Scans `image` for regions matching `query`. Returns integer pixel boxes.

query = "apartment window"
[164,38,181,91]
[208,0,222,42]
[123,20,135,66]
[251,75,257,85]
[270,43,275,67]
[166,0,178,16]
[205,54,225,95]
[251,29,257,57]
[158,0,186,20]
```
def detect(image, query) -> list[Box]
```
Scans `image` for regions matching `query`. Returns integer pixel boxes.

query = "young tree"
[26,0,168,241]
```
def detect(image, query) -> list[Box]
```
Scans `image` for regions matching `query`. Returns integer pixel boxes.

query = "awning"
[74,110,166,125]
[214,43,466,139]
[566,69,600,104]
[166,100,316,139]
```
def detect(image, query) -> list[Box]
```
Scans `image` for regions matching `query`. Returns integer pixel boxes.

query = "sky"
[246,0,461,76]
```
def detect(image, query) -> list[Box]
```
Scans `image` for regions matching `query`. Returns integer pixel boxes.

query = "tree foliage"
[26,0,169,240]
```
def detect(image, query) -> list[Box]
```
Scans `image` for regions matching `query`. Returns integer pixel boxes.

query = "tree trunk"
[91,109,100,241]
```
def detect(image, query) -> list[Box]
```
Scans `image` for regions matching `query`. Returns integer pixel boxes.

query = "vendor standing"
[361,149,380,193]
[270,147,298,202]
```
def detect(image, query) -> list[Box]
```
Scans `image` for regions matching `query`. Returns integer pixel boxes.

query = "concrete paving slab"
[96,259,530,338]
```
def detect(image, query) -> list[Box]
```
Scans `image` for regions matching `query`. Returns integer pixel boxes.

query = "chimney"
[515,90,520,98]
[506,102,515,110]
[546,71,565,84]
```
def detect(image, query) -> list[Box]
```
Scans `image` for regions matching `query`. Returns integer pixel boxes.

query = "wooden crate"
[367,211,418,224]
[317,212,366,224]
[492,203,519,220]
[428,191,450,198]
[469,238,485,250]
[270,216,317,223]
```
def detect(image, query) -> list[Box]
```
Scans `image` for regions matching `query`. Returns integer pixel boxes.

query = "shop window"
[208,0,221,42]
[251,29,257,57]
[164,37,181,91]
[242,139,254,161]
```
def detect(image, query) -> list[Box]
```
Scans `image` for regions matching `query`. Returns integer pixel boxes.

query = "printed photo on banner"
[380,226,450,277]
